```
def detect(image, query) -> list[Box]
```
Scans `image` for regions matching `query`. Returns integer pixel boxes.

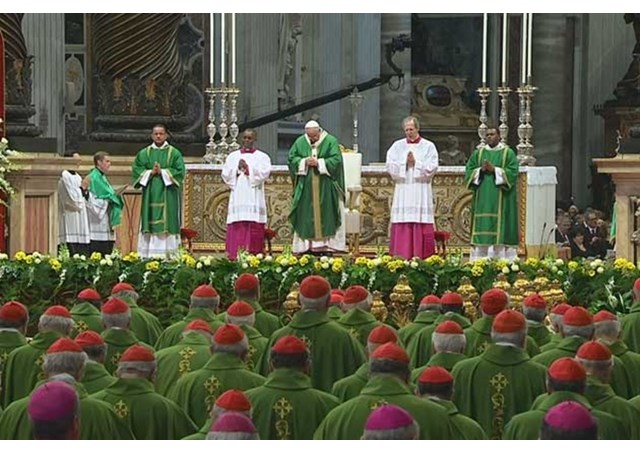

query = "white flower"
[105,258,113,266]
[501,267,510,274]
[80,255,86,261]
[204,257,212,266]
[511,264,520,272]
[321,262,330,269]
[0,137,8,145]
[72,253,80,259]
[557,270,564,276]
[597,266,605,274]
[242,263,248,269]
[280,258,289,266]
[320,256,329,263]
[410,261,419,269]
[264,255,273,263]
[0,253,8,260]
[32,251,42,259]
[256,253,264,260]
[328,258,335,264]
[551,265,558,273]
[372,258,382,267]
[555,259,564,266]
[404,260,410,266]
[99,259,107,266]
[196,262,203,269]
[275,266,282,273]
[34,258,42,264]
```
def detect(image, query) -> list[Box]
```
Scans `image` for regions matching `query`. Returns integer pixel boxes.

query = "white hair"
[102,311,131,329]
[594,320,621,345]
[340,300,371,312]
[491,330,526,348]
[212,337,249,357]
[417,304,440,313]
[362,421,420,440]
[562,324,594,339]
[38,315,75,336]
[117,360,156,379]
[432,332,466,354]
[576,357,614,383]
[43,352,88,380]
[299,294,329,311]
[523,307,546,323]
[225,313,256,327]
[206,431,259,440]
[113,290,139,303]
[46,373,78,386]
[191,296,220,309]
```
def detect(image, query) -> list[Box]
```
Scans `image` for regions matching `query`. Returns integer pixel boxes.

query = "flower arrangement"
[0,251,637,334]
[0,137,19,204]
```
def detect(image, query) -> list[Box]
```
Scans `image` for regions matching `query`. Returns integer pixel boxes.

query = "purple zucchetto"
[210,412,257,433]
[364,405,414,430]
[543,401,597,431]
[28,381,78,421]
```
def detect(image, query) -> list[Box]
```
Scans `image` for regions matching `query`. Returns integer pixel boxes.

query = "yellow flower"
[425,255,445,266]
[332,262,343,273]
[24,255,34,264]
[275,256,284,265]
[355,257,368,266]
[145,261,160,272]
[49,258,62,272]
[314,261,322,271]
[123,252,140,262]
[299,256,309,266]
[382,255,392,263]
[183,255,196,268]
[587,270,596,277]
[249,257,260,268]
[525,257,540,267]
[471,266,483,277]
[14,251,27,261]
[288,256,298,265]
[568,261,579,271]
[367,260,375,269]
[90,252,102,262]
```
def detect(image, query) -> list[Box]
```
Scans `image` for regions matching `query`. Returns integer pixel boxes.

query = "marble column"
[22,13,65,151]
[379,14,411,161]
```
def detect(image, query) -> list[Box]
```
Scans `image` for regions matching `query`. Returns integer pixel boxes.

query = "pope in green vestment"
[168,351,266,428]
[154,331,212,396]
[503,391,626,440]
[314,375,451,440]
[93,377,197,440]
[1,330,64,407]
[259,310,366,392]
[247,369,339,440]
[132,139,185,238]
[156,308,223,350]
[465,132,519,251]
[0,380,134,440]
[288,123,345,252]
[452,343,547,439]
[81,360,116,394]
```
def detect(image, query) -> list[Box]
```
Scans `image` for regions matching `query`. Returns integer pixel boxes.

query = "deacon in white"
[221,129,272,259]
[57,155,90,255]
[386,116,439,259]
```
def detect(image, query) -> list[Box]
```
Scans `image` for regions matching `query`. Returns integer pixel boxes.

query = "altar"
[184,164,557,256]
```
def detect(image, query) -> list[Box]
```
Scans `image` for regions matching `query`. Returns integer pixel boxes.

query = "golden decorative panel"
[183,168,527,254]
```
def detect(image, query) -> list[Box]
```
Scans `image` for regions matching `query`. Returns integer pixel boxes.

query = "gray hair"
[38,315,75,336]
[340,300,371,312]
[102,311,131,329]
[299,294,329,312]
[82,344,107,362]
[491,330,526,349]
[362,421,420,440]
[44,351,88,380]
[117,360,156,379]
[205,431,260,440]
[523,307,546,323]
[225,313,256,327]
[562,324,594,340]
[594,320,621,344]
[190,296,220,309]
[550,313,564,333]
[432,332,466,354]
[212,337,249,357]
[402,116,420,130]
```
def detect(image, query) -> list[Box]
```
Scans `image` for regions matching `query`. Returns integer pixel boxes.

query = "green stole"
[88,167,123,228]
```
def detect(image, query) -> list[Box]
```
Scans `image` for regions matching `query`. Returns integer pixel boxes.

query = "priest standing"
[288,120,346,254]
[132,124,186,258]
[222,129,272,259]
[465,128,519,261]
[386,116,439,259]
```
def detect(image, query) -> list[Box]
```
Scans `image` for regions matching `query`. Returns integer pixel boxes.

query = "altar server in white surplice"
[386,116,439,259]
[57,159,91,256]
[222,129,272,260]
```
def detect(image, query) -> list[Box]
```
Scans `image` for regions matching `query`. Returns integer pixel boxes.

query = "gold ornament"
[282,282,301,324]
[545,280,567,308]
[370,290,388,322]
[457,276,479,322]
[389,274,414,327]
[532,269,550,298]
[493,273,512,292]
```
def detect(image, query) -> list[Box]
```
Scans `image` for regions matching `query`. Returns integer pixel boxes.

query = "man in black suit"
[555,215,572,246]
[582,211,609,258]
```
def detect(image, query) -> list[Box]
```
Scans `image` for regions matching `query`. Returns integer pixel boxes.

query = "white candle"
[231,13,236,85]
[521,13,527,85]
[220,13,225,85]
[482,13,488,85]
[501,13,507,85]
[209,13,214,85]
[527,13,533,79]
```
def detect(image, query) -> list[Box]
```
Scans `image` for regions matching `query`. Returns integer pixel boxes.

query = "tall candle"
[501,13,507,85]
[527,13,533,79]
[209,13,214,85]
[220,13,225,85]
[231,13,236,85]
[482,13,488,85]
[521,13,527,85]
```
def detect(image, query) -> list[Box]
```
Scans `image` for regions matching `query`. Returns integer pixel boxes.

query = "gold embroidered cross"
[113,400,129,418]
[348,328,360,341]
[489,373,509,392]
[36,354,45,381]
[300,335,312,350]
[369,399,389,410]
[178,347,196,376]
[76,320,89,333]
[273,397,293,419]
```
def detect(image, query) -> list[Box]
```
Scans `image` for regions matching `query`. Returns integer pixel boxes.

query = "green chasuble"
[331,362,369,402]
[1,330,63,407]
[451,343,547,439]
[240,325,269,372]
[585,377,640,439]
[407,312,471,368]
[314,375,451,440]
[127,302,163,347]
[258,310,367,392]
[0,329,27,402]
[168,352,265,428]
[154,332,212,396]
[132,143,185,235]
[609,340,640,398]
[397,310,439,347]
[503,391,626,440]
[464,316,540,357]
[70,302,103,334]
[540,333,561,352]
[88,167,124,228]
[532,336,588,367]
[621,304,640,353]
[288,132,345,240]
[465,144,519,246]
[246,368,340,440]
[526,320,552,347]
[155,308,223,350]
[427,398,487,440]
[0,381,134,440]
[93,377,197,440]
[101,328,145,375]
[327,305,343,322]
[336,308,381,346]
[411,352,467,383]
[81,360,116,394]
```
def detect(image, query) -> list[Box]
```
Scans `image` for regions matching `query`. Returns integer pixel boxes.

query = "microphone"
[540,225,557,260]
